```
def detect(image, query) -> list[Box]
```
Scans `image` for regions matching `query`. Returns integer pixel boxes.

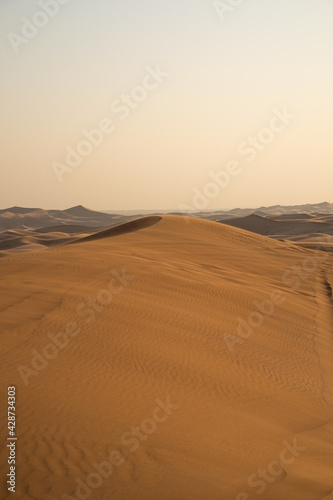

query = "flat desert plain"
[1,215,333,500]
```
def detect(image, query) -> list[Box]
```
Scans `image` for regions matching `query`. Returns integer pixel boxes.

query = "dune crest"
[73,215,162,243]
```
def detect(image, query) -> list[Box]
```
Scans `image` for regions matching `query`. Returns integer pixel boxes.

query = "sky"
[1,0,333,211]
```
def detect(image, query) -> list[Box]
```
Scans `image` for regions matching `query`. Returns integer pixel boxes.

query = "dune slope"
[0,215,332,500]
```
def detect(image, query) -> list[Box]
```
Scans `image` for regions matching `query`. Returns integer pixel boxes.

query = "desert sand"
[0,214,333,500]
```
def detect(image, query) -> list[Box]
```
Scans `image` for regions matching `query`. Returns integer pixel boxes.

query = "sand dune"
[272,214,315,220]
[35,225,102,234]
[195,202,333,221]
[1,203,333,256]
[0,215,333,500]
[0,205,130,232]
[0,206,135,257]
[220,213,333,252]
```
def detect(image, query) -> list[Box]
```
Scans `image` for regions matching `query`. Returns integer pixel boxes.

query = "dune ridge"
[72,216,162,243]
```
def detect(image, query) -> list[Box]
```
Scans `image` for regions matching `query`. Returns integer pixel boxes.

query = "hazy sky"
[1,0,333,210]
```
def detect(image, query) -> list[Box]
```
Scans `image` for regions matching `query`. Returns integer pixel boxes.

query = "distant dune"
[219,214,282,234]
[61,204,101,217]
[272,213,315,220]
[0,206,134,256]
[220,213,333,251]
[1,215,332,500]
[1,202,333,256]
[35,224,101,234]
[196,201,333,220]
